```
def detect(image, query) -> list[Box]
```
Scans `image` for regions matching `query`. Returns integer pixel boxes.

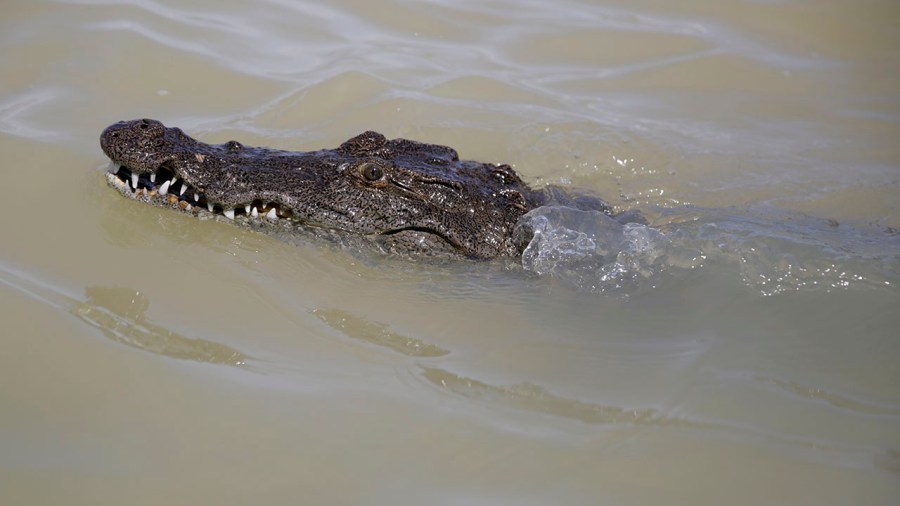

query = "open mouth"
[106,159,464,255]
[106,161,295,222]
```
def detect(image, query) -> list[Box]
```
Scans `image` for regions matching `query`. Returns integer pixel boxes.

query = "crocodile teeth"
[251,207,258,218]
[194,193,201,202]
[150,173,156,183]
[158,179,170,196]
[131,173,139,189]
[208,203,214,212]
[266,208,277,220]
[185,204,192,211]
[245,204,251,214]
[224,209,235,220]
[179,184,187,196]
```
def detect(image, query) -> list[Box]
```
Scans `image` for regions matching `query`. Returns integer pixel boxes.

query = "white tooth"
[251,207,258,218]
[224,209,235,220]
[170,177,177,187]
[179,184,187,196]
[185,204,192,211]
[131,173,139,189]
[150,173,156,183]
[245,204,251,214]
[208,203,214,212]
[266,208,277,220]
[194,193,200,202]
[158,180,170,196]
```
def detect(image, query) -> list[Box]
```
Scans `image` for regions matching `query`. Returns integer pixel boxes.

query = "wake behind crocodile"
[518,204,900,296]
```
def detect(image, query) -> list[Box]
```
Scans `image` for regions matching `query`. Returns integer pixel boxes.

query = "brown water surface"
[1,1,899,504]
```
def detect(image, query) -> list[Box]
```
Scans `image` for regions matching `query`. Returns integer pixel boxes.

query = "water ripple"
[0,88,67,141]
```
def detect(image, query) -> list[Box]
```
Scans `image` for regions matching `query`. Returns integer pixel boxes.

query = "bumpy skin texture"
[101,118,609,258]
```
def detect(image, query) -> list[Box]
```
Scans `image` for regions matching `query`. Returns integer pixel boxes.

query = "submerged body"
[100,119,611,258]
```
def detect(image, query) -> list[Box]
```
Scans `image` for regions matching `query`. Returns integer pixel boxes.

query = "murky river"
[2,1,899,504]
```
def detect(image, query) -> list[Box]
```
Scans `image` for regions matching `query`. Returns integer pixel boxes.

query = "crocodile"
[101,118,613,259]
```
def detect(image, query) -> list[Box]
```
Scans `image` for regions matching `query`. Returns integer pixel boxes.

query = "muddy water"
[2,0,899,504]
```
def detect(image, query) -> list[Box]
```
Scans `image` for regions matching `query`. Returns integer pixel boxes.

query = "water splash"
[518,206,677,293]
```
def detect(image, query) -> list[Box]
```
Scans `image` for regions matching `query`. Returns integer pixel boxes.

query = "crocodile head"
[100,118,541,258]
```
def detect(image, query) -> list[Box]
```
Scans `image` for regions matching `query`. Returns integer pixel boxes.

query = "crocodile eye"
[359,162,384,182]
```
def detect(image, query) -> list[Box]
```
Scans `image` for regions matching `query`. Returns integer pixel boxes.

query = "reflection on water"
[419,365,711,429]
[314,307,450,357]
[756,376,900,418]
[74,286,251,367]
[0,263,250,367]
